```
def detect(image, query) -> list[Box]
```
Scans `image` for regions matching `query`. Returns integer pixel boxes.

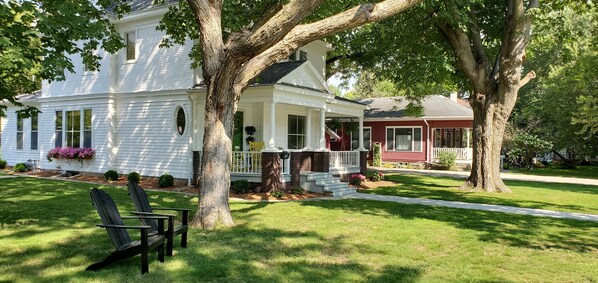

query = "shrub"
[270,190,285,198]
[370,171,384,182]
[104,170,119,181]
[372,143,382,167]
[231,179,250,194]
[0,159,7,169]
[350,173,366,186]
[158,173,174,188]
[13,163,28,172]
[290,186,305,195]
[438,151,457,170]
[127,172,141,183]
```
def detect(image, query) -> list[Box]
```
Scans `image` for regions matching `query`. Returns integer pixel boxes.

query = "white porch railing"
[329,151,360,168]
[433,148,473,161]
[231,151,291,175]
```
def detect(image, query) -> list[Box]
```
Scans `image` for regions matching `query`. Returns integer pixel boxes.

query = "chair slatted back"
[90,188,132,249]
[127,182,158,231]
[249,141,265,151]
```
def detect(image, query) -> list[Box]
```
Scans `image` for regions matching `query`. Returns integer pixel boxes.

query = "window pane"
[17,114,23,131]
[31,114,38,130]
[386,128,393,151]
[55,131,62,148]
[66,132,73,147]
[31,132,38,150]
[364,128,371,150]
[414,128,422,151]
[84,131,92,148]
[73,111,81,131]
[17,132,23,149]
[288,115,297,134]
[67,111,74,131]
[84,109,92,130]
[297,116,305,134]
[297,135,305,149]
[396,128,412,151]
[72,132,80,148]
[126,32,136,61]
[56,111,62,130]
[299,50,308,61]
[288,136,298,149]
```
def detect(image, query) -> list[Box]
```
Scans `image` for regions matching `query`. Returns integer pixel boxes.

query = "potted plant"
[244,126,256,135]
[245,136,255,144]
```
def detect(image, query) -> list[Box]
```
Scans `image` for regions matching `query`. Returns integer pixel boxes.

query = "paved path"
[372,167,598,186]
[335,193,598,222]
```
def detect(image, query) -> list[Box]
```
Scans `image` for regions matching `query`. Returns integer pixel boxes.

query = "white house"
[0,1,368,194]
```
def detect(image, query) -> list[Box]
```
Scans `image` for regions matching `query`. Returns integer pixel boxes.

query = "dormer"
[287,40,333,80]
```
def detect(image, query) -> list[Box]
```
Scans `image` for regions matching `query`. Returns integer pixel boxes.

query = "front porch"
[431,127,472,163]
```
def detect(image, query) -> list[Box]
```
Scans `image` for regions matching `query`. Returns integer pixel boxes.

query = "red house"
[330,95,473,165]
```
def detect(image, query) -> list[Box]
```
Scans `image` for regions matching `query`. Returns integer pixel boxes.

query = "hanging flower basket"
[47,147,95,166]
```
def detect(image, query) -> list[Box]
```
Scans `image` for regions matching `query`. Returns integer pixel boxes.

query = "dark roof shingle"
[360,95,473,119]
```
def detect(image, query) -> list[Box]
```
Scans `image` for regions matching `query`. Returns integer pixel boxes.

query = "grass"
[366,174,598,214]
[507,165,598,179]
[1,177,597,282]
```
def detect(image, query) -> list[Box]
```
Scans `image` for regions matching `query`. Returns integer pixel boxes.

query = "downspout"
[424,119,430,163]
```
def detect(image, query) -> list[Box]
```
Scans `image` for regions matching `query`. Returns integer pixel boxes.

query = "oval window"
[176,107,186,135]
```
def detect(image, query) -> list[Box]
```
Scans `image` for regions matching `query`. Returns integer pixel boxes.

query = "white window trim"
[173,105,189,140]
[55,108,93,148]
[287,114,306,149]
[16,113,24,150]
[123,30,138,64]
[30,113,39,151]
[350,126,372,151]
[385,126,423,152]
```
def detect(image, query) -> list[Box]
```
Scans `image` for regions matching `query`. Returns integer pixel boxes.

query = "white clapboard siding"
[0,108,43,165]
[115,94,191,179]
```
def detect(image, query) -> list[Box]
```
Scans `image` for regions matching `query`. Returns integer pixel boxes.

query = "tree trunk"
[190,63,240,230]
[461,88,516,193]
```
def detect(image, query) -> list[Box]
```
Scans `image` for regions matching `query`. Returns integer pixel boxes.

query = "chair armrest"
[96,224,151,230]
[152,207,193,212]
[131,211,176,217]
[121,215,169,220]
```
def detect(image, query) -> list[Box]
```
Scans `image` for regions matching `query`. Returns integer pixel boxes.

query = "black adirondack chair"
[87,188,166,274]
[127,182,190,256]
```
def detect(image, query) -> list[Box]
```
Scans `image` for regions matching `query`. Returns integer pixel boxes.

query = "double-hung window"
[288,115,306,149]
[125,31,136,61]
[351,127,371,150]
[386,127,422,152]
[16,114,24,150]
[55,109,92,148]
[31,113,38,150]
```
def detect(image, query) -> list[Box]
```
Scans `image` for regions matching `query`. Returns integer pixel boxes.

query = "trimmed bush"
[270,190,285,198]
[127,172,141,183]
[438,151,457,170]
[159,173,174,188]
[0,159,7,169]
[290,186,305,195]
[231,179,250,194]
[14,163,28,172]
[104,170,119,181]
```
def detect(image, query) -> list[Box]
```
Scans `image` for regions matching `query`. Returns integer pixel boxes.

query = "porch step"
[299,171,356,197]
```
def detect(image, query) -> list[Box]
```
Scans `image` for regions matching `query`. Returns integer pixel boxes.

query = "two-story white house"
[0,1,368,194]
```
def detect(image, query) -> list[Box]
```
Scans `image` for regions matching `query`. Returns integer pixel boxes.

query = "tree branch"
[518,70,536,87]
[236,0,423,88]
[469,8,490,74]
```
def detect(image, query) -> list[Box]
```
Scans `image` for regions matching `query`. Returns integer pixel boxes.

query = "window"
[16,114,24,150]
[386,127,422,152]
[31,113,38,150]
[299,50,308,61]
[55,111,63,148]
[288,115,306,149]
[83,109,92,147]
[175,106,186,136]
[351,127,371,150]
[66,110,81,148]
[125,31,136,61]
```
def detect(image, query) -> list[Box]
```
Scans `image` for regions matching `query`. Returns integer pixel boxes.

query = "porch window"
[351,127,371,150]
[31,113,38,150]
[55,111,63,148]
[386,127,422,152]
[16,114,23,150]
[288,115,305,149]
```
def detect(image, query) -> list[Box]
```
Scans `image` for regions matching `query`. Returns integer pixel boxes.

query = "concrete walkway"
[336,193,598,222]
[372,167,598,186]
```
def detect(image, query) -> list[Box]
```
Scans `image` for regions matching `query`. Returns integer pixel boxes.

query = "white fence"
[329,151,360,168]
[231,151,291,175]
[433,148,473,161]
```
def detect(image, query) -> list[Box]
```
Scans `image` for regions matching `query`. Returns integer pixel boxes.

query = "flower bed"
[47,147,95,165]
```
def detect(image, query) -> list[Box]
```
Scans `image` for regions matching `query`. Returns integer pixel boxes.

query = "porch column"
[356,116,366,151]
[264,101,277,150]
[466,128,471,148]
[318,108,327,150]
[305,109,312,150]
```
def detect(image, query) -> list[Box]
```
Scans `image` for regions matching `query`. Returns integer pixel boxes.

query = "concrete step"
[322,182,350,191]
[300,171,334,181]
[329,187,357,197]
[315,178,342,186]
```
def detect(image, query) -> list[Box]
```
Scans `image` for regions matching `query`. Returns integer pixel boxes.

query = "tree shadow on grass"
[301,199,598,254]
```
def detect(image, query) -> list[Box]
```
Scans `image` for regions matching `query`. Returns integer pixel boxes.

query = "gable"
[278,61,329,93]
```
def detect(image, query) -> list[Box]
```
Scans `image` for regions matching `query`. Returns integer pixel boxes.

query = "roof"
[251,60,307,85]
[333,96,366,106]
[360,95,473,120]
[129,0,176,12]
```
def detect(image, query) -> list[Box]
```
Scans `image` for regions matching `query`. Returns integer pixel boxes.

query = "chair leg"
[158,242,165,262]
[167,217,174,256]
[181,232,187,248]
[141,229,149,274]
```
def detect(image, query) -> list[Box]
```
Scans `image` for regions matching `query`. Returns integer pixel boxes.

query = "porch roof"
[360,95,473,121]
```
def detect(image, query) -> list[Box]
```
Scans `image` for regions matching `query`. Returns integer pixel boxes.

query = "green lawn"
[507,165,598,179]
[368,174,598,214]
[1,177,597,282]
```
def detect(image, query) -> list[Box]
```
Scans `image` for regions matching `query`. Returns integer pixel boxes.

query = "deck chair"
[87,188,166,274]
[128,182,190,256]
[249,141,265,151]
[248,142,265,170]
